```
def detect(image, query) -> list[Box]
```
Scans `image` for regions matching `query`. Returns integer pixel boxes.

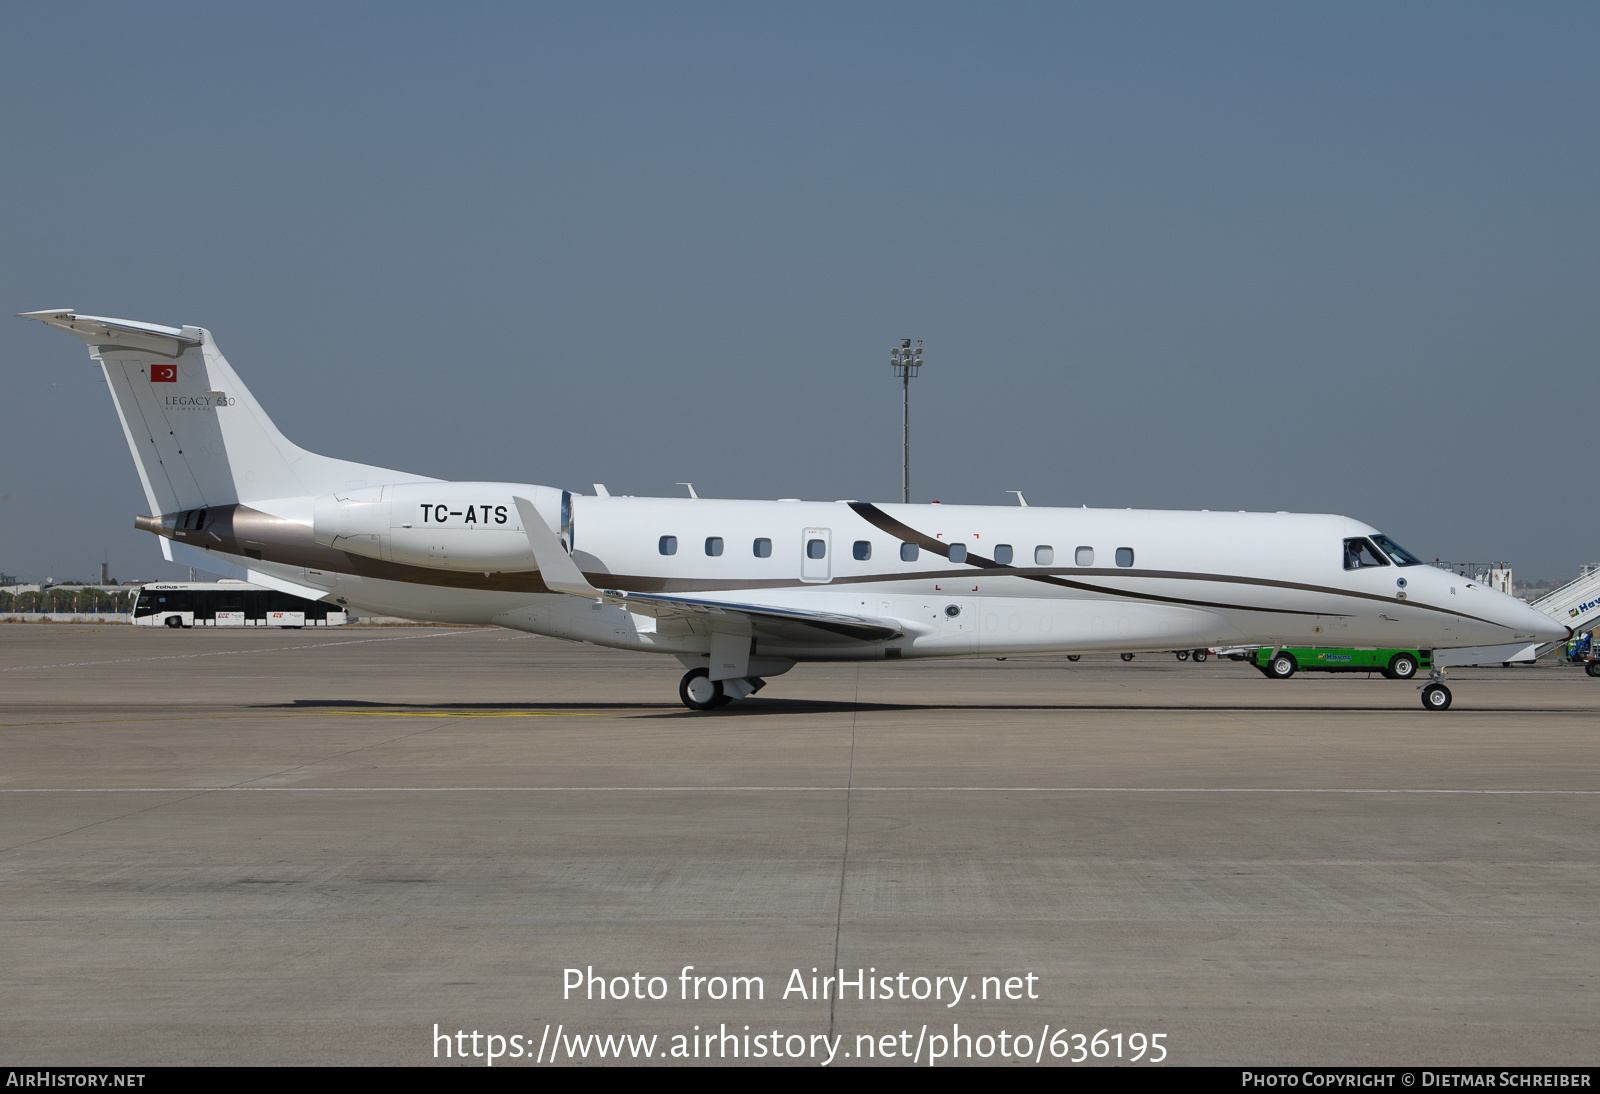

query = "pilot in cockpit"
[1344,538,1386,570]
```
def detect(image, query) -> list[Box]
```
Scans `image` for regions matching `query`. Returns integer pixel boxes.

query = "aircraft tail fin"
[23,310,436,517]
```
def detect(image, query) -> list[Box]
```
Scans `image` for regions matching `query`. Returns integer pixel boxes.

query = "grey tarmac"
[0,624,1596,1065]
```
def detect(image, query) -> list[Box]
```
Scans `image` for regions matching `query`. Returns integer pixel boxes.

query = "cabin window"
[948,543,967,563]
[1075,546,1094,566]
[1034,545,1054,566]
[901,542,919,562]
[853,541,871,561]
[807,539,827,560]
[1115,547,1134,567]
[993,544,1013,565]
[659,536,677,556]
[1343,537,1388,570]
[753,538,772,558]
[705,537,723,557]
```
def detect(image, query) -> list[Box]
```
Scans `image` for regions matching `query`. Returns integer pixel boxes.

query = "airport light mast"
[890,338,923,504]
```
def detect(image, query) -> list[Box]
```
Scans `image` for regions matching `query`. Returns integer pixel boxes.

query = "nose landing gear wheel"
[1421,683,1452,710]
[678,668,725,712]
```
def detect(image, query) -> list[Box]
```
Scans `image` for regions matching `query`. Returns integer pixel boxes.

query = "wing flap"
[612,590,902,643]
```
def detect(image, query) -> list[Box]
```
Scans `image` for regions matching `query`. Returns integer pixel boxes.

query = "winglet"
[512,496,599,597]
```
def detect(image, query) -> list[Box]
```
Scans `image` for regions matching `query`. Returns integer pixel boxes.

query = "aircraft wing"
[598,590,902,643]
[510,496,901,645]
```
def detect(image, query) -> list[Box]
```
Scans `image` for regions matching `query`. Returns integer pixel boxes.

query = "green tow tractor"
[1253,646,1451,709]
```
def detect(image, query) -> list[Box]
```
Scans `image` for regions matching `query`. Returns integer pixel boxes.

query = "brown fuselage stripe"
[844,501,1501,627]
[155,501,1500,629]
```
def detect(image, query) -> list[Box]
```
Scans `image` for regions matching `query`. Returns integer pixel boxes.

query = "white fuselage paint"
[257,492,1564,662]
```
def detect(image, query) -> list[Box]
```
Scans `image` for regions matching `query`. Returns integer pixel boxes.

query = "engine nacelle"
[312,482,565,572]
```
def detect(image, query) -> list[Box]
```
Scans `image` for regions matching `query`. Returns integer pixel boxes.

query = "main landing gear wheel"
[1265,653,1297,679]
[678,668,725,712]
[1386,653,1418,680]
[1120,653,1135,662]
[1192,649,1208,662]
[1174,650,1189,661]
[1421,683,1453,710]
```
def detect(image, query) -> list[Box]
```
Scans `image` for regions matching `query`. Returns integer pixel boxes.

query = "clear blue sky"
[2,2,1595,583]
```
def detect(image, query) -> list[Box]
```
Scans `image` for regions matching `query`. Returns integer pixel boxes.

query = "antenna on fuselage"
[676,483,699,499]
[1006,490,1028,507]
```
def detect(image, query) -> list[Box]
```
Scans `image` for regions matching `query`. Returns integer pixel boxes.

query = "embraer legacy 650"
[25,311,1566,711]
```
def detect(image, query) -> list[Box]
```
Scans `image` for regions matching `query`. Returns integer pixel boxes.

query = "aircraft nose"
[1521,602,1569,644]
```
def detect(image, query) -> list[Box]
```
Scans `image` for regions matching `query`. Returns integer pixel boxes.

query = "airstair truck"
[1535,565,1600,676]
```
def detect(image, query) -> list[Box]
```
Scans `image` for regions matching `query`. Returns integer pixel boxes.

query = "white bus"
[132,581,349,628]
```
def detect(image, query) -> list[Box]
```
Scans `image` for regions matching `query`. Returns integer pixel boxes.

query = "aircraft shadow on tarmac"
[257,698,1572,718]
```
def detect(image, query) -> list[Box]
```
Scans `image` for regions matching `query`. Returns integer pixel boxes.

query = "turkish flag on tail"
[150,364,177,382]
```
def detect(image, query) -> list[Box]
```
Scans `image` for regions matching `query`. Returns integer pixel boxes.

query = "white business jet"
[25,310,1567,711]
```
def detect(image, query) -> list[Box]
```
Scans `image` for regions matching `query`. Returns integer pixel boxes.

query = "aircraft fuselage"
[156,490,1559,663]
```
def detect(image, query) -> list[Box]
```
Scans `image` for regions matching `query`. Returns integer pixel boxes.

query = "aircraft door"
[801,528,832,583]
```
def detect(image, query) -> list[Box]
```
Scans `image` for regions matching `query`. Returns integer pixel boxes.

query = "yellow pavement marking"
[0,709,617,728]
[335,710,607,718]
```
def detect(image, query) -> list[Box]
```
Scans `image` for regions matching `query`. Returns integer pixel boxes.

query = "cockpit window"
[1370,534,1423,566]
[1343,537,1389,570]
